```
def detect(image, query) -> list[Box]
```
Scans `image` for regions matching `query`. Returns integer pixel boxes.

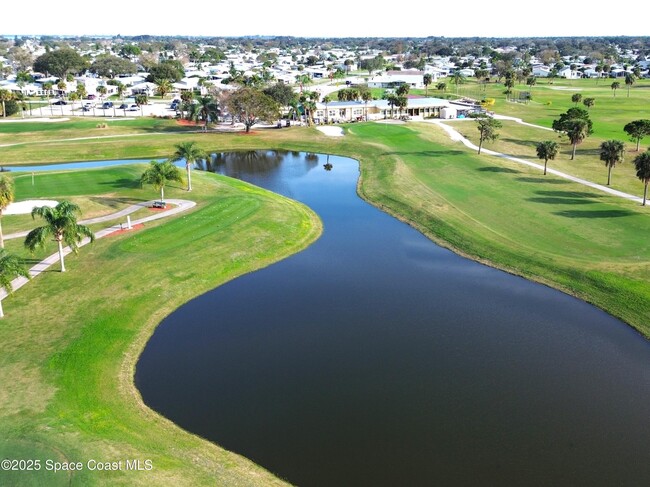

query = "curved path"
[425,118,644,205]
[0,199,196,300]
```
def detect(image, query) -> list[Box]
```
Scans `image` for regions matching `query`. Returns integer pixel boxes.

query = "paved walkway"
[425,118,644,205]
[1,199,196,300]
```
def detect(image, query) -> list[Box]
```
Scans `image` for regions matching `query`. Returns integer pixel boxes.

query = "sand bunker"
[317,126,344,137]
[5,200,59,215]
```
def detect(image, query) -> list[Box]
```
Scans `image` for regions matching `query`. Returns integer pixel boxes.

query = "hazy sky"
[4,0,646,38]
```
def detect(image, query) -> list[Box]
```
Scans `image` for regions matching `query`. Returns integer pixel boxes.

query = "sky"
[4,0,648,38]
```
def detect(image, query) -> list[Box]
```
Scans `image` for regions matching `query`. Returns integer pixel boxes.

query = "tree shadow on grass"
[478,166,521,173]
[529,197,595,205]
[89,196,147,208]
[98,178,141,190]
[516,177,570,184]
[384,150,466,158]
[553,209,635,218]
[501,138,538,153]
[528,190,605,205]
[536,190,603,198]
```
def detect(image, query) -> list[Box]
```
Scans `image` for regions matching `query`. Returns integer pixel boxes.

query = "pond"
[1,158,163,172]
[135,150,650,486]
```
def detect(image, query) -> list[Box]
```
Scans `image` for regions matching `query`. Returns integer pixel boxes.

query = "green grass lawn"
[447,118,648,196]
[2,89,650,485]
[0,166,321,486]
[349,122,650,331]
[0,118,197,148]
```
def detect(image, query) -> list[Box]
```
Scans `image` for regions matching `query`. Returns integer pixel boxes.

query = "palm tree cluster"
[0,173,98,317]
[537,114,650,204]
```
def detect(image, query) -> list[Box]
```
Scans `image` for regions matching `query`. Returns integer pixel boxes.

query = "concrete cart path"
[5,199,184,240]
[1,199,196,300]
[425,118,644,205]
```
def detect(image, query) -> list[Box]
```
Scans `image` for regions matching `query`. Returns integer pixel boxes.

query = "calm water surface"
[136,151,650,486]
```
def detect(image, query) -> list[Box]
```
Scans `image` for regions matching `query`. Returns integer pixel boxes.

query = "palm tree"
[436,82,447,92]
[155,78,173,99]
[452,71,465,94]
[134,93,148,116]
[634,150,650,206]
[423,73,432,96]
[583,97,595,109]
[571,93,582,106]
[0,89,14,118]
[595,64,603,83]
[566,119,591,160]
[75,83,87,101]
[504,77,515,96]
[322,95,331,123]
[69,92,79,112]
[625,73,636,98]
[295,73,312,93]
[140,160,183,202]
[116,82,126,100]
[361,90,373,121]
[611,81,620,97]
[526,76,536,98]
[190,96,219,131]
[299,91,318,126]
[0,249,30,318]
[599,140,625,185]
[24,201,95,273]
[172,142,205,191]
[0,175,15,248]
[56,80,66,98]
[96,85,107,99]
[535,140,559,175]
[386,93,399,119]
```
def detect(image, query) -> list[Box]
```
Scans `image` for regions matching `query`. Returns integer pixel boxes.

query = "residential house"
[368,70,427,89]
[557,67,581,79]
[532,66,551,78]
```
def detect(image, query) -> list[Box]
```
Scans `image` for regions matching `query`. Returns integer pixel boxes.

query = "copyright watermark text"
[1,458,153,472]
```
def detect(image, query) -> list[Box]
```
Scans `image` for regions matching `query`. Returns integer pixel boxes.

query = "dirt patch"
[176,119,199,127]
[108,223,144,236]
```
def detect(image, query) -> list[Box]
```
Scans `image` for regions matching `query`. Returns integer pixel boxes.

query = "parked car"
[126,104,139,111]
[52,100,67,105]
[102,101,113,109]
[118,103,129,109]
[87,94,96,100]
[152,201,166,209]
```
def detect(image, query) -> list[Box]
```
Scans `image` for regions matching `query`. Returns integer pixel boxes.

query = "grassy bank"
[0,166,321,486]
[349,122,650,333]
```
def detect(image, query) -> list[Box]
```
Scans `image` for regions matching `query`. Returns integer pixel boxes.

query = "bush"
[96,123,108,129]
[1,100,21,117]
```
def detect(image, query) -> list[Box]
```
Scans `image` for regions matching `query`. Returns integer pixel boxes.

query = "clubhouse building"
[314,97,476,122]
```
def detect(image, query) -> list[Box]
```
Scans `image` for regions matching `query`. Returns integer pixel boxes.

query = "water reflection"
[137,151,650,487]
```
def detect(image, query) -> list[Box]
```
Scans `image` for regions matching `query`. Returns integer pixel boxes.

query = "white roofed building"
[368,70,429,89]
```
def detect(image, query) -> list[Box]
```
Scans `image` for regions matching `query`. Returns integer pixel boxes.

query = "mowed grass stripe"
[0,168,320,486]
